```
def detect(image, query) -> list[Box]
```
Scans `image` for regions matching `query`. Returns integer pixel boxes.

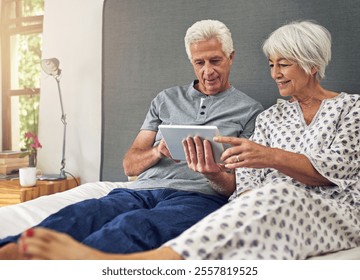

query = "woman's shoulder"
[335,92,360,102]
[257,98,291,117]
[329,92,360,112]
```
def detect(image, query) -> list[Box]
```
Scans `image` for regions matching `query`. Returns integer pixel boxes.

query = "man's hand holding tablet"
[158,125,224,163]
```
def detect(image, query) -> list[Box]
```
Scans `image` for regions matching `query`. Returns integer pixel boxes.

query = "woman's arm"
[269,147,333,186]
[216,136,333,186]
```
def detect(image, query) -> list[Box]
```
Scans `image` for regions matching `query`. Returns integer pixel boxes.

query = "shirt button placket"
[197,98,210,122]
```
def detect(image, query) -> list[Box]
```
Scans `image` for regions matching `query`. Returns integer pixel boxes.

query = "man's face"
[190,38,234,96]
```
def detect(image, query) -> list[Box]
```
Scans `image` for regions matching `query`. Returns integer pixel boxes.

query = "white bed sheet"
[308,247,360,260]
[0,181,133,238]
[0,180,358,260]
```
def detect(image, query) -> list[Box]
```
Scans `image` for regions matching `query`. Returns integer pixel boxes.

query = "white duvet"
[0,181,133,238]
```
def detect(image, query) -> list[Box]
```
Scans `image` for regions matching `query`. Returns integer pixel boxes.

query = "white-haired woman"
[16,20,360,260]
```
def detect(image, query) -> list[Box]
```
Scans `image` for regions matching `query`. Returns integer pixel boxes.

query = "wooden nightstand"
[0,177,80,207]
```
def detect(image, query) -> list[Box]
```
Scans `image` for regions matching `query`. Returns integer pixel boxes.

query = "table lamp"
[39,58,67,180]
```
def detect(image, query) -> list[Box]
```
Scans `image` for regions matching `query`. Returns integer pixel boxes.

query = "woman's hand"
[214,136,273,169]
[215,136,334,186]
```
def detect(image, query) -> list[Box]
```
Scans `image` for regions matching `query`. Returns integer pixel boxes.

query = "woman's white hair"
[184,19,234,60]
[262,20,332,81]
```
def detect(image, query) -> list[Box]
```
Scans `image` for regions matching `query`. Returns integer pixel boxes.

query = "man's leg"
[81,189,228,253]
[0,188,158,258]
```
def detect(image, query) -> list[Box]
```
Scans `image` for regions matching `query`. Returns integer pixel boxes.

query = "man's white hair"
[184,19,234,60]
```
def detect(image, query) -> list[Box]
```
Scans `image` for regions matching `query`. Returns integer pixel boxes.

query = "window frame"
[1,0,43,150]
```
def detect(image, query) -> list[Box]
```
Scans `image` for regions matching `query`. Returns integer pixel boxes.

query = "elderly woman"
[14,20,360,260]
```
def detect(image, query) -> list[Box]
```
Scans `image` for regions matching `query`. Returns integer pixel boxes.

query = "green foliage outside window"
[18,0,44,150]
[22,0,44,17]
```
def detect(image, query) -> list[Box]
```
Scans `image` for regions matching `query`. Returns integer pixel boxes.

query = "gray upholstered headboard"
[100,0,360,182]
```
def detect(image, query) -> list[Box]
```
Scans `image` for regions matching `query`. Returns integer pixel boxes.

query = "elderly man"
[0,19,262,259]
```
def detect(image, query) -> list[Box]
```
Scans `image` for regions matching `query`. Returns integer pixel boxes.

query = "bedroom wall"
[37,0,360,183]
[37,0,103,183]
[101,0,360,182]
[0,3,2,149]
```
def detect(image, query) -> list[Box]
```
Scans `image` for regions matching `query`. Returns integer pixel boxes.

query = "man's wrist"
[205,169,226,181]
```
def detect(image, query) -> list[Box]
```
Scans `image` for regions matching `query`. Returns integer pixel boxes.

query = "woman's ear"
[311,66,318,76]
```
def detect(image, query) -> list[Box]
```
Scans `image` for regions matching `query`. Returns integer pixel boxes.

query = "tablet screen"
[158,124,224,162]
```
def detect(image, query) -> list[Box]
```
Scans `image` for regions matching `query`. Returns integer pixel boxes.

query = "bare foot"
[19,228,106,260]
[0,242,21,260]
[19,227,183,260]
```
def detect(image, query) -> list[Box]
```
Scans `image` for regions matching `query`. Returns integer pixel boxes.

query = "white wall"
[38,0,104,183]
[0,2,2,149]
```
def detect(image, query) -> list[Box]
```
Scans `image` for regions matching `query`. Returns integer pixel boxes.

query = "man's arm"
[123,130,170,177]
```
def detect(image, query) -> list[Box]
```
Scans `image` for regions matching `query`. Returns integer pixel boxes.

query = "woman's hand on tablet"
[214,136,272,169]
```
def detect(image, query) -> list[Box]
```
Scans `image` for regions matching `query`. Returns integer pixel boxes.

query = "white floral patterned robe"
[165,92,360,259]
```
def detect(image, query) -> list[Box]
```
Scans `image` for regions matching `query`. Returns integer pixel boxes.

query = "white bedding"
[0,180,359,260]
[0,181,133,238]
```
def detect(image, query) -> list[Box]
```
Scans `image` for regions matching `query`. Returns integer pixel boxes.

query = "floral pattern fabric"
[165,93,360,259]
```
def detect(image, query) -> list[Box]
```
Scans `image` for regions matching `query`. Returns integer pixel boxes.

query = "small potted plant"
[22,132,42,167]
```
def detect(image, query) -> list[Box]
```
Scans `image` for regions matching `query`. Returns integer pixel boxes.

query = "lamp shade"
[41,58,62,77]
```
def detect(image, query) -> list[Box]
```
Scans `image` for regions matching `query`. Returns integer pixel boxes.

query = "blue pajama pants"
[0,188,227,253]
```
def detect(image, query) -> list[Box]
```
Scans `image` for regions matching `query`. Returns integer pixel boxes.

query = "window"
[1,0,44,151]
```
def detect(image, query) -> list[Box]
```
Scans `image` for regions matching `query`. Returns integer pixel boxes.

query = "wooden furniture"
[0,150,28,175]
[0,177,80,207]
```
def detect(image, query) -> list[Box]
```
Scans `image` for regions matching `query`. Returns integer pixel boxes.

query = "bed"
[0,0,359,259]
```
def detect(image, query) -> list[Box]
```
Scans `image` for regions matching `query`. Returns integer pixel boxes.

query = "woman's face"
[268,55,313,98]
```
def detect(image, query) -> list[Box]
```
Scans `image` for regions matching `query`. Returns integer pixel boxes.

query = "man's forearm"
[123,146,161,177]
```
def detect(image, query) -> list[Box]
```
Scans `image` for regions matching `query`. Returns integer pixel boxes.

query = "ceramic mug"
[19,167,38,187]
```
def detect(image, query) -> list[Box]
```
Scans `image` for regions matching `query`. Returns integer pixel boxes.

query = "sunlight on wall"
[38,0,103,182]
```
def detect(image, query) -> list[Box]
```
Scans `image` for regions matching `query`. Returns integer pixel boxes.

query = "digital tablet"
[158,124,224,162]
